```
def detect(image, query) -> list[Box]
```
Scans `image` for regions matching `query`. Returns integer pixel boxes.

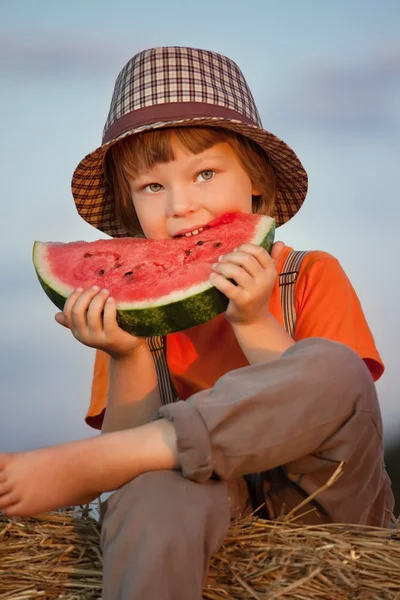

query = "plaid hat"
[72,46,308,237]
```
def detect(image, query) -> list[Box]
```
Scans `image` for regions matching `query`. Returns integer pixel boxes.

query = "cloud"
[277,44,400,133]
[0,30,130,76]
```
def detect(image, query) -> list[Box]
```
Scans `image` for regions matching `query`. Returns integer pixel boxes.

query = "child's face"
[128,134,260,239]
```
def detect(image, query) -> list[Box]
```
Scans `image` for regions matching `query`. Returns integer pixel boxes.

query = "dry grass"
[0,510,102,599]
[205,517,400,599]
[1,465,399,599]
[1,510,400,599]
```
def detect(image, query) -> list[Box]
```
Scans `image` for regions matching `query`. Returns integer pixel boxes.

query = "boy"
[0,46,394,600]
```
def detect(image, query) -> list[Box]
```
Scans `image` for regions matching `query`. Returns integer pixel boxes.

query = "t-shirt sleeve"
[85,349,110,430]
[293,251,384,381]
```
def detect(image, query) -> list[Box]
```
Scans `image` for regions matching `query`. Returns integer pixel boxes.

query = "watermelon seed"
[124,271,134,276]
[98,270,105,276]
[185,250,191,256]
[115,264,121,268]
[214,242,222,248]
[196,240,204,246]
[84,252,92,258]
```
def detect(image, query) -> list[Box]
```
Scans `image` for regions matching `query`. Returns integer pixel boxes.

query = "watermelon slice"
[33,213,275,336]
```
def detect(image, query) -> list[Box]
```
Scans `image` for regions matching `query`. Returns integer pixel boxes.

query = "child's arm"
[230,314,294,364]
[211,241,294,363]
[55,286,162,433]
[102,348,161,433]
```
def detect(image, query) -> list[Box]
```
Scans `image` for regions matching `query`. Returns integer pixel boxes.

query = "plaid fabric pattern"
[71,46,308,237]
[104,47,262,135]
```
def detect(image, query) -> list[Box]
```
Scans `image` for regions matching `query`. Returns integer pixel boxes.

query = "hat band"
[102,102,257,144]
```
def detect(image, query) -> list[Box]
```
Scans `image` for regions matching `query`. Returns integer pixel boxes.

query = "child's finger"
[66,286,101,332]
[102,295,118,336]
[86,289,110,332]
[212,261,253,289]
[54,312,70,328]
[270,241,286,266]
[210,272,244,305]
[62,288,84,320]
[226,244,271,270]
[217,251,263,278]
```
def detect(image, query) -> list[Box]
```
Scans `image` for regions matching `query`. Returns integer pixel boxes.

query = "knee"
[286,338,378,411]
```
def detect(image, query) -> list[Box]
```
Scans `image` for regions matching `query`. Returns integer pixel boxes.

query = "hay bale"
[205,517,400,599]
[1,509,399,599]
[0,510,102,599]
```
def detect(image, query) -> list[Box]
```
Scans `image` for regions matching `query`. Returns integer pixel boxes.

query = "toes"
[0,452,11,468]
[0,483,13,497]
[0,498,37,518]
[0,501,21,517]
[0,490,18,511]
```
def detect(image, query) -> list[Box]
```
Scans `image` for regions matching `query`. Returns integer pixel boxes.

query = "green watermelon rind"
[32,218,275,337]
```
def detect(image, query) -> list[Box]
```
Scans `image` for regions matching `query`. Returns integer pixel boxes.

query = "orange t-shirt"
[85,247,383,430]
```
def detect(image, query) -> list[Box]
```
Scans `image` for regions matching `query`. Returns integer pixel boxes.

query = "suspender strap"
[278,250,308,338]
[146,336,178,405]
[149,249,307,403]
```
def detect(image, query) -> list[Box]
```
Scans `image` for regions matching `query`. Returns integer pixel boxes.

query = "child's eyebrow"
[186,150,226,165]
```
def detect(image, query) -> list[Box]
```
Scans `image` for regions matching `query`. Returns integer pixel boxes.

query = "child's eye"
[144,183,163,193]
[197,170,215,182]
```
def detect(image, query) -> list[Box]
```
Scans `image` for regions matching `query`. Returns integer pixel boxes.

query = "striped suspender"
[146,336,178,405]
[148,250,307,404]
[278,250,308,338]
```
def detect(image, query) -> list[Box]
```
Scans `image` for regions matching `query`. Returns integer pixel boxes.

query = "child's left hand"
[210,241,285,326]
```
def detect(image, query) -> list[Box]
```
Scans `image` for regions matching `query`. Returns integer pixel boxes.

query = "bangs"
[110,127,234,178]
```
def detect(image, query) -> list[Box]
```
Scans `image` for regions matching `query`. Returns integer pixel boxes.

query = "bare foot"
[0,419,177,517]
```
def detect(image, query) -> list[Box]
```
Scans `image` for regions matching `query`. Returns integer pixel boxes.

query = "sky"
[1,0,400,453]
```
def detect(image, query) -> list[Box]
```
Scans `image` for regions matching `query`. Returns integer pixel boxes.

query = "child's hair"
[104,126,276,236]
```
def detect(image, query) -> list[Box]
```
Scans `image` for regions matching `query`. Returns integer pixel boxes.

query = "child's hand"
[210,241,285,326]
[54,286,146,359]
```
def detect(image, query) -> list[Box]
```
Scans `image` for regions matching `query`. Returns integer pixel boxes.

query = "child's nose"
[168,188,196,217]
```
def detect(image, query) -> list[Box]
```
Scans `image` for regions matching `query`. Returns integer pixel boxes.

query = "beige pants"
[100,338,394,600]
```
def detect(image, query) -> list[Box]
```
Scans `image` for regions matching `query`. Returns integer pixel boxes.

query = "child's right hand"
[54,286,146,359]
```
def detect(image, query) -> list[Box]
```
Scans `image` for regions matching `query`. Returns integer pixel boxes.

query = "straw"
[1,464,399,599]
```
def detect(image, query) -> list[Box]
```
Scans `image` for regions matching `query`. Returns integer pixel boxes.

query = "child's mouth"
[174,225,211,239]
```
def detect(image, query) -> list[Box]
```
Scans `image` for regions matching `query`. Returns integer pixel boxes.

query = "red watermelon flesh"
[33,212,275,336]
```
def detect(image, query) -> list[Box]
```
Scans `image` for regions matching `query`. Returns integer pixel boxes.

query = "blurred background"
[1,0,399,510]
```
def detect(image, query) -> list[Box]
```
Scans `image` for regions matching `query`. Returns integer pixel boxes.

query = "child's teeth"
[184,227,204,237]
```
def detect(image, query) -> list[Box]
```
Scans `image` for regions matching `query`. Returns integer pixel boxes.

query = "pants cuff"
[152,401,214,483]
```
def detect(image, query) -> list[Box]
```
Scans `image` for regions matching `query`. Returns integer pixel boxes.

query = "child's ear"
[251,182,262,196]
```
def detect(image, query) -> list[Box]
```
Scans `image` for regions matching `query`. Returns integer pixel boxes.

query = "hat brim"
[71,116,308,238]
